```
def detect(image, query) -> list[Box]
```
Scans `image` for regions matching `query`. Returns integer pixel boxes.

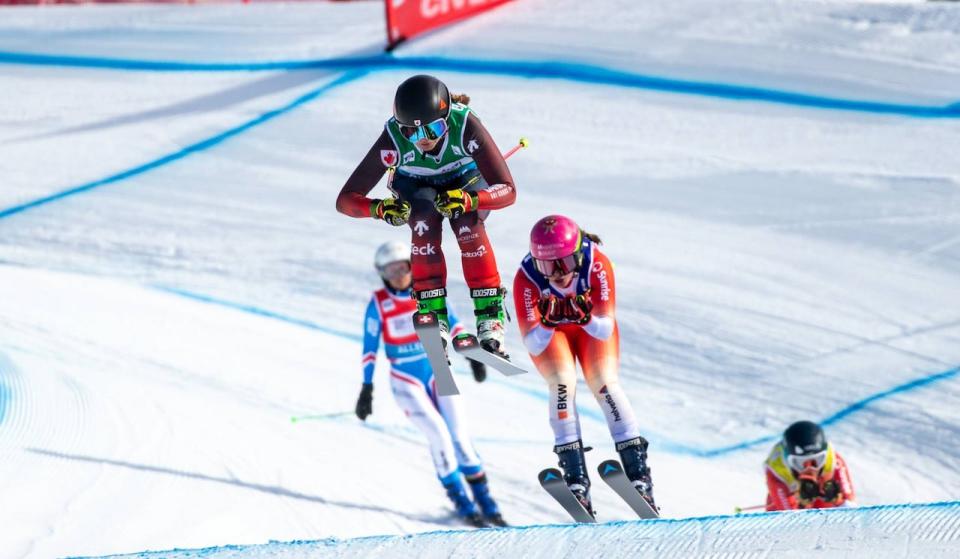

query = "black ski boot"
[554,439,594,517]
[617,436,657,510]
[444,478,486,528]
[467,472,507,527]
[468,359,487,383]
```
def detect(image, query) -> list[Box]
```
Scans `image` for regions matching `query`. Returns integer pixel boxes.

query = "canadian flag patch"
[380,150,399,167]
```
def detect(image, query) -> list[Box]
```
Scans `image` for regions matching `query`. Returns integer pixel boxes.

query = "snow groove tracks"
[102,501,960,559]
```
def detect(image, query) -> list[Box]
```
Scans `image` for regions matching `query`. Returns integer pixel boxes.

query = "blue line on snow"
[698,366,960,458]
[355,498,960,538]
[153,287,363,343]
[0,70,367,221]
[0,366,9,427]
[156,286,960,458]
[0,351,17,427]
[820,366,960,427]
[104,499,960,558]
[1,50,958,118]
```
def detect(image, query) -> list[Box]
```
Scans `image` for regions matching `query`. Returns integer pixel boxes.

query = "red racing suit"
[512,240,643,446]
[765,442,856,511]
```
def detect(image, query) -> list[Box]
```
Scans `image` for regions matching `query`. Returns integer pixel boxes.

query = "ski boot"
[617,435,657,511]
[554,439,594,517]
[471,286,508,357]
[466,472,507,527]
[443,475,486,528]
[415,287,451,349]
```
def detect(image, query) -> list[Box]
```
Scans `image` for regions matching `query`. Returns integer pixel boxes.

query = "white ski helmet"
[374,241,410,276]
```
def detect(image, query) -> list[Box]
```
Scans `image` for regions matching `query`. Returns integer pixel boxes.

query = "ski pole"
[502,136,530,160]
[733,503,767,514]
[290,411,353,423]
[460,137,531,190]
[388,136,529,205]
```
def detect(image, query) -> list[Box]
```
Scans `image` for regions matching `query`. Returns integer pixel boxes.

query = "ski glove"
[434,189,479,220]
[355,383,374,420]
[563,292,593,325]
[538,295,565,328]
[798,479,820,505]
[469,358,487,383]
[371,198,411,226]
[821,480,841,502]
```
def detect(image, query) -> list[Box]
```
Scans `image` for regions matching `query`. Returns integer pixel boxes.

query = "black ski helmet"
[393,75,451,127]
[782,420,827,457]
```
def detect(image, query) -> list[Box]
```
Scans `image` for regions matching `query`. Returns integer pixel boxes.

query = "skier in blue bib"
[354,241,505,527]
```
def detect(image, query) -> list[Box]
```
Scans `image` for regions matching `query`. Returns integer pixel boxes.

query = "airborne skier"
[354,241,504,527]
[514,215,657,518]
[336,74,517,358]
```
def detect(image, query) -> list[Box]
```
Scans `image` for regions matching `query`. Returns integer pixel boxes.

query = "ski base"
[538,468,596,523]
[452,333,527,376]
[412,312,459,396]
[597,459,659,519]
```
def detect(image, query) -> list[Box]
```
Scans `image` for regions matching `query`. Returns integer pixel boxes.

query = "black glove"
[798,479,820,504]
[538,295,564,328]
[563,292,593,325]
[355,383,373,421]
[469,359,487,383]
[821,480,840,502]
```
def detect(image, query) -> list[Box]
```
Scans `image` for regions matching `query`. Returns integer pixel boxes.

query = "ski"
[597,459,659,519]
[538,468,596,523]
[412,312,460,396]
[452,333,527,376]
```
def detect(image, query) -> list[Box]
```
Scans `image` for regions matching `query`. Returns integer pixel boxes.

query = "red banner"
[385,0,511,49]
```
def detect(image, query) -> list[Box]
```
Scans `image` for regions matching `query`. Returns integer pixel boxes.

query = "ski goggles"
[378,260,411,280]
[532,253,583,277]
[786,449,828,472]
[399,118,449,142]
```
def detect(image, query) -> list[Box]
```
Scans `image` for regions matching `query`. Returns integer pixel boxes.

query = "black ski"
[412,312,460,396]
[452,333,527,377]
[538,468,596,523]
[597,459,659,519]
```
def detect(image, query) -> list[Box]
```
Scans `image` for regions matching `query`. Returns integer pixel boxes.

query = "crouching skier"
[353,241,506,527]
[766,421,856,511]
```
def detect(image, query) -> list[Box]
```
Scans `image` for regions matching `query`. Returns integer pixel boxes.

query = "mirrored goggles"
[786,449,828,472]
[533,253,582,277]
[378,260,411,280]
[400,118,449,142]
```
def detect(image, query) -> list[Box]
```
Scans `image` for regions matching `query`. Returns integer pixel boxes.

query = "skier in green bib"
[336,75,517,357]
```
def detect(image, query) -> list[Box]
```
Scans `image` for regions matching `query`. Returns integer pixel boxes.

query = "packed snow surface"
[0,1,958,558]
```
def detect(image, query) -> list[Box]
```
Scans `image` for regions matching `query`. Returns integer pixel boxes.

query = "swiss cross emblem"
[380,150,398,167]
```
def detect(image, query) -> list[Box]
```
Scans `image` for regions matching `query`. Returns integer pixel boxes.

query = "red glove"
[564,292,593,325]
[538,295,564,328]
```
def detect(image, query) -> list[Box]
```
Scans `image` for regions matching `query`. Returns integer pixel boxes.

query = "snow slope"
[1,1,959,557]
[103,502,960,559]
